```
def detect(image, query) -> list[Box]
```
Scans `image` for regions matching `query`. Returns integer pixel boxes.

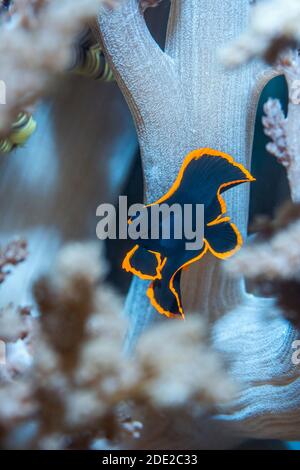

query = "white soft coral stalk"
[95,0,300,447]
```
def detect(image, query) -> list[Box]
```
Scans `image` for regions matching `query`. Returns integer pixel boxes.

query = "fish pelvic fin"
[122,245,165,281]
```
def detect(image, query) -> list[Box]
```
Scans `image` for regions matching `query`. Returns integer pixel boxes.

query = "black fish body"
[122,148,255,318]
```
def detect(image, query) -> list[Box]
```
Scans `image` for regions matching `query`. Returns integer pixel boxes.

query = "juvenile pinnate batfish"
[122,148,255,319]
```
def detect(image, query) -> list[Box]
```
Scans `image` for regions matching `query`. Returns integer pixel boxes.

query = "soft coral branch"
[0,239,28,283]
[262,51,300,202]
[263,98,289,165]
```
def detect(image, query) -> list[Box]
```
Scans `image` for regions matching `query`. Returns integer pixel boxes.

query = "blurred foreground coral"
[220,0,300,66]
[0,241,235,449]
[0,0,163,137]
[227,202,300,330]
[0,0,116,136]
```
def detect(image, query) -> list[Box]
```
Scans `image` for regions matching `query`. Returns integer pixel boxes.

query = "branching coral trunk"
[97,0,267,331]
[96,0,300,446]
